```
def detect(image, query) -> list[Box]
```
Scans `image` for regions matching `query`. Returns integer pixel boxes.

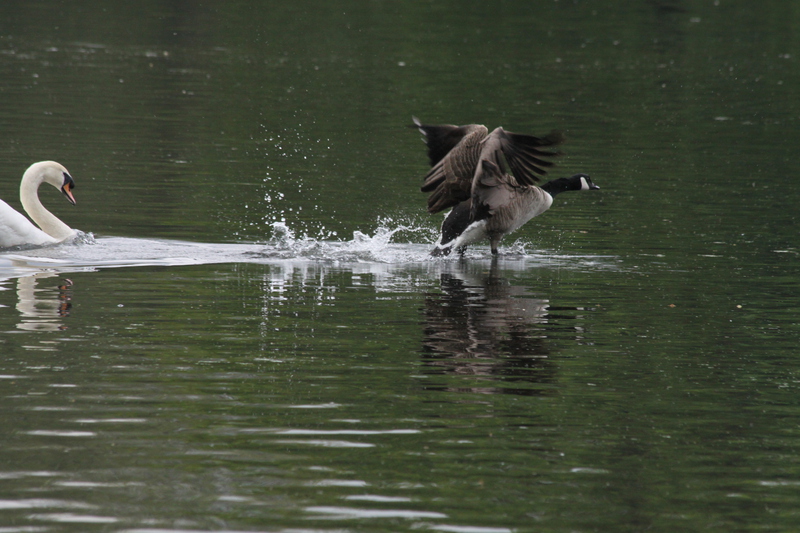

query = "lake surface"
[2,1,800,532]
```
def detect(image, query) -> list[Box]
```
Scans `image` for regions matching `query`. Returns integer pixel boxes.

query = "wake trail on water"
[0,218,620,281]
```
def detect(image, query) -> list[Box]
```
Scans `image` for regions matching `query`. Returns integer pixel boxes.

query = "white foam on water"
[259,220,434,263]
[0,218,620,284]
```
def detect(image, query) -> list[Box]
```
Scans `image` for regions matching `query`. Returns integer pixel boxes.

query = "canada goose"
[412,117,599,256]
[0,161,77,248]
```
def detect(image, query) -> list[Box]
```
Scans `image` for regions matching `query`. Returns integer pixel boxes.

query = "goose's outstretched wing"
[481,127,564,187]
[413,118,564,215]
[412,116,483,166]
[414,118,489,214]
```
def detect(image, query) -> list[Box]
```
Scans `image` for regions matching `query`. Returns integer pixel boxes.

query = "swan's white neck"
[20,161,75,241]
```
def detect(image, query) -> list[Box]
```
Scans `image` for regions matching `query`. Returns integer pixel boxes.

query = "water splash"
[72,231,97,246]
[1,219,622,285]
[261,220,433,263]
[0,230,96,253]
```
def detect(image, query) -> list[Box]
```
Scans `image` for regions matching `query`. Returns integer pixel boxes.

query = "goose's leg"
[490,236,501,255]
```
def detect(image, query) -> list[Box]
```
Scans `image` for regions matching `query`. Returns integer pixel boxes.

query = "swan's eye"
[63,173,75,189]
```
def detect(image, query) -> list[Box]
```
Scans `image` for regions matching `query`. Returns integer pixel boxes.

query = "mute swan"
[412,117,599,256]
[0,161,77,248]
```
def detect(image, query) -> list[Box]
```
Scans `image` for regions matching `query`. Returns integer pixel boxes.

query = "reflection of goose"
[424,262,552,360]
[412,117,599,256]
[422,261,561,394]
[0,161,77,248]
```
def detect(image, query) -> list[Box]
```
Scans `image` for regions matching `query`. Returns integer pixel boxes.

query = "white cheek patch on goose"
[580,177,591,190]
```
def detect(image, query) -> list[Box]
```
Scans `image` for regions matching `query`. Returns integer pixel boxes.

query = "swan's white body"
[0,161,77,248]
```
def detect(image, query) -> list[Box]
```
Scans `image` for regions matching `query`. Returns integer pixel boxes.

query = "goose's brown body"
[413,117,597,255]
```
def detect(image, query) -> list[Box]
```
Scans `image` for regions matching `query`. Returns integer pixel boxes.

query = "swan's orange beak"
[62,182,77,206]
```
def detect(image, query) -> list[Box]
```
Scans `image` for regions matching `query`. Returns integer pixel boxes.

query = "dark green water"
[1,1,800,532]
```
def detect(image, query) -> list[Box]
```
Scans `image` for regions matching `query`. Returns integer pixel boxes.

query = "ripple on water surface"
[0,220,620,281]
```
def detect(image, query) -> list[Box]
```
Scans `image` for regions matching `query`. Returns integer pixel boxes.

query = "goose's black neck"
[541,177,572,197]
[541,173,594,197]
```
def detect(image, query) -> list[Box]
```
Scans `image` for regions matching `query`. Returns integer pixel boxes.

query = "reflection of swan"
[0,161,77,248]
[15,273,73,332]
